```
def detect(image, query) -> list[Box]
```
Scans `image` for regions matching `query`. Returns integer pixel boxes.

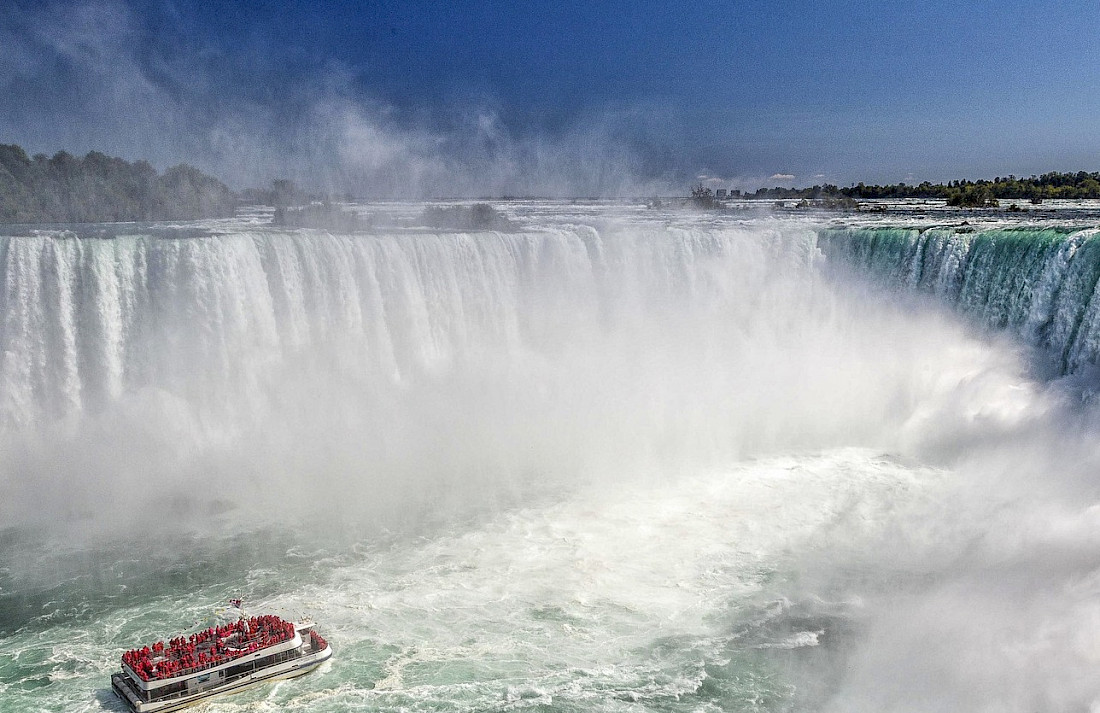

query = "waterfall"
[3,214,1088,533]
[6,210,1100,713]
[818,226,1100,373]
[8,219,898,531]
[0,223,820,429]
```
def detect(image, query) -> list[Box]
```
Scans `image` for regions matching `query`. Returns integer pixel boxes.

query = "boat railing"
[144,647,308,704]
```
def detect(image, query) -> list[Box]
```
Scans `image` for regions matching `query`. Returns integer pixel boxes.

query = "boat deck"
[122,615,297,684]
[113,616,331,713]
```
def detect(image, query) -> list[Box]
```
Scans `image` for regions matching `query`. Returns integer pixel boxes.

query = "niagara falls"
[5,2,1100,712]
[5,203,1100,712]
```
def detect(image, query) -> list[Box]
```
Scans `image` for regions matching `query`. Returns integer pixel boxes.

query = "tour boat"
[111,614,332,712]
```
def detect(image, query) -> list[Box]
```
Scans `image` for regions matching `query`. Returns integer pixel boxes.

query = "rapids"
[3,202,1100,712]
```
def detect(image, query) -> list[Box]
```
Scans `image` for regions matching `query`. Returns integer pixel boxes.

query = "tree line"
[713,171,1100,207]
[0,144,235,223]
[7,140,1100,223]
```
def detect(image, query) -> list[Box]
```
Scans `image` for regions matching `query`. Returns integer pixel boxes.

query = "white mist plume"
[1,0,678,197]
[308,99,673,197]
[802,380,1100,713]
[0,216,1042,540]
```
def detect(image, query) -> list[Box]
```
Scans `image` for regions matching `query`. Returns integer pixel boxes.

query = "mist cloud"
[1,0,678,197]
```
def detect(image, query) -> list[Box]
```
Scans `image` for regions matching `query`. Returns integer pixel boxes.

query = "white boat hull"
[112,644,332,712]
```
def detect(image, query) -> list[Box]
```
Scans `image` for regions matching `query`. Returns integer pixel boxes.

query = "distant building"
[716,188,727,199]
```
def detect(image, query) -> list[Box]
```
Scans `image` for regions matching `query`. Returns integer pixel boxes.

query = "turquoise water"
[1,451,945,712]
[818,224,1100,373]
[4,204,1100,711]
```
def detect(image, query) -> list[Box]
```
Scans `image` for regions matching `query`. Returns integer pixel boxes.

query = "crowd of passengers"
[121,615,296,681]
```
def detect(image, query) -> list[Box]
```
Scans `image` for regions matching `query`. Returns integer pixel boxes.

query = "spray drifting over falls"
[4,204,1100,712]
[0,213,969,529]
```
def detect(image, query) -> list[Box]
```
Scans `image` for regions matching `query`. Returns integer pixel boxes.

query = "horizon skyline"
[12,138,1099,202]
[4,1,1100,197]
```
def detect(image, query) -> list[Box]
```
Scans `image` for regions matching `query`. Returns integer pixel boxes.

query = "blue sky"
[3,0,1100,196]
